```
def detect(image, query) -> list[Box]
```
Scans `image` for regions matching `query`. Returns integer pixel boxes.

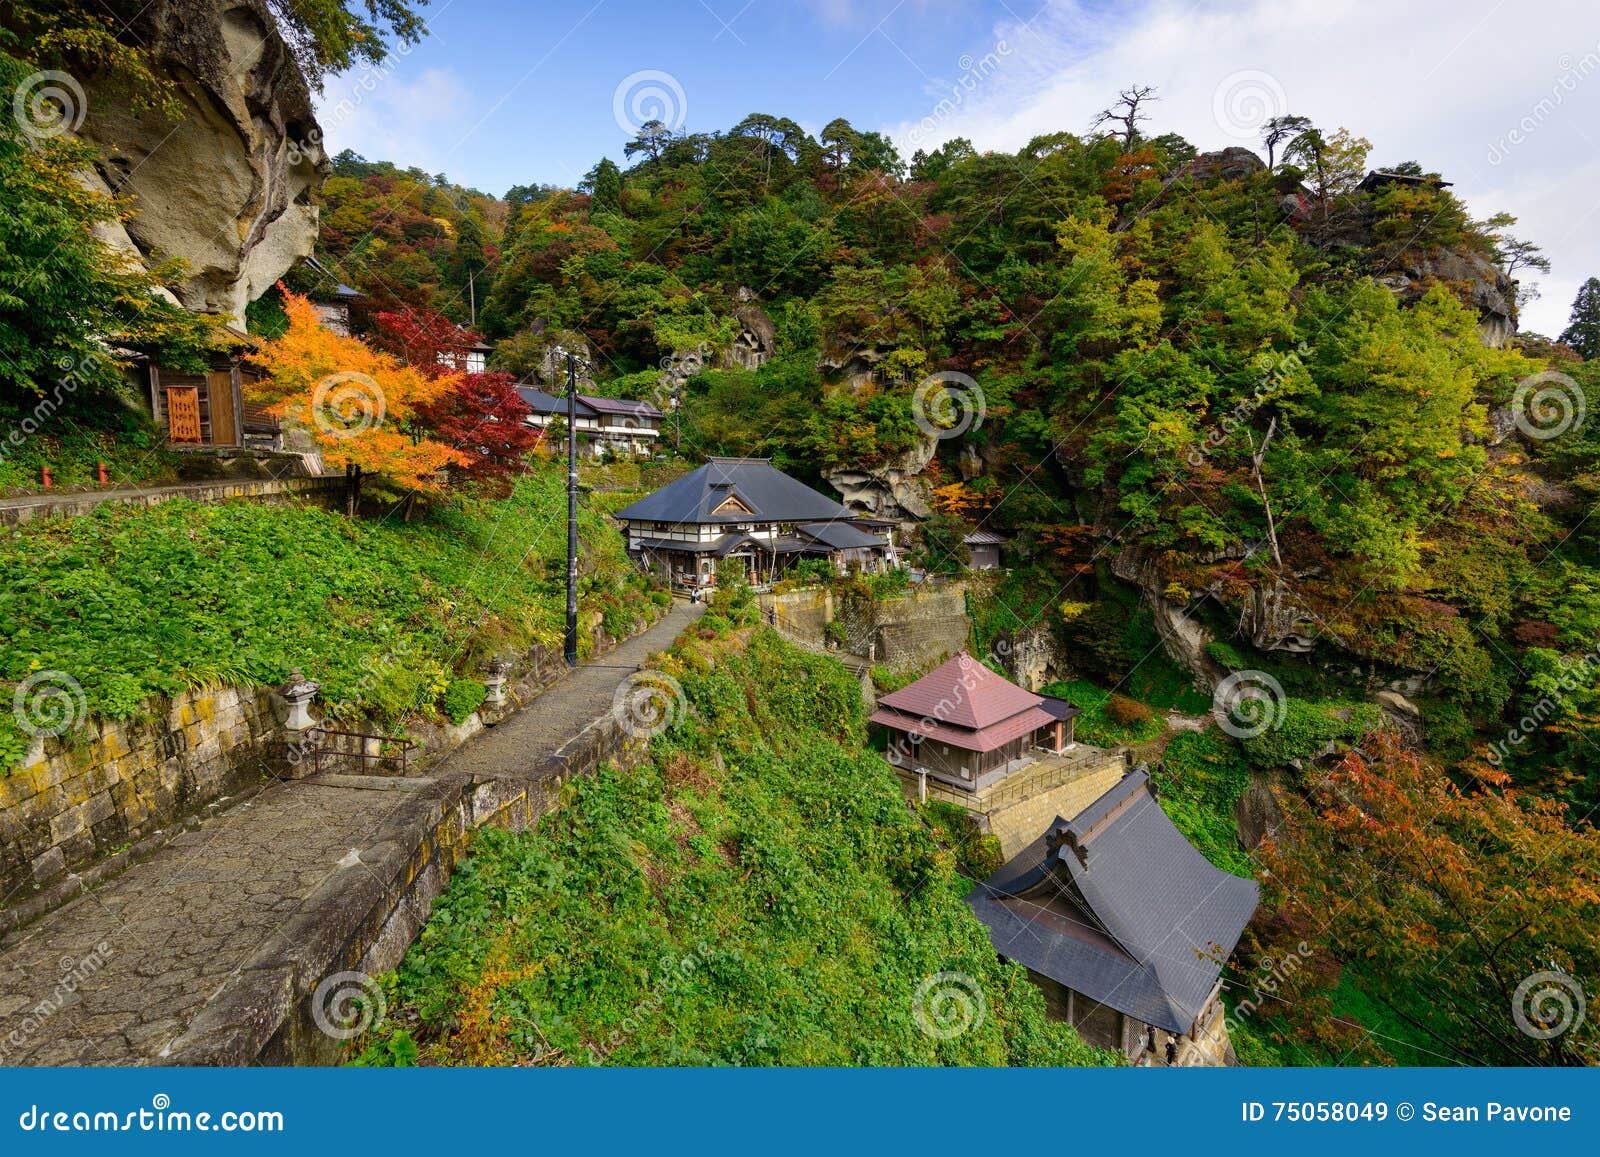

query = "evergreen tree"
[1558,276,1600,358]
[591,157,623,215]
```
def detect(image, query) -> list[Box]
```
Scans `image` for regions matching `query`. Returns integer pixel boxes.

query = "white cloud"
[890,0,1600,335]
[315,66,472,176]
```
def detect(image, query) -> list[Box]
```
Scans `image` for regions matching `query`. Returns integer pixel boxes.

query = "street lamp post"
[563,349,580,667]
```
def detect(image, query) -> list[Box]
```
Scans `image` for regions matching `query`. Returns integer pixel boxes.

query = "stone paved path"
[0,602,701,1066]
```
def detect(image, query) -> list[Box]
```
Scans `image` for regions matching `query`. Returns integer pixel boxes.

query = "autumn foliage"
[1249,731,1600,1065]
[372,308,540,495]
[248,289,467,493]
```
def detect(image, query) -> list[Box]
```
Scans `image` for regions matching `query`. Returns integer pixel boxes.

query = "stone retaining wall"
[162,708,646,1065]
[0,612,659,938]
[0,686,285,931]
[761,582,971,668]
[0,475,346,527]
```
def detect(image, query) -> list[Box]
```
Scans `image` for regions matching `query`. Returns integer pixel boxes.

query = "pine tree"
[1558,277,1600,358]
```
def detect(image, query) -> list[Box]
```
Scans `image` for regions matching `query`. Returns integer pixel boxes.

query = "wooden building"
[139,331,279,451]
[963,529,1008,571]
[869,653,1078,791]
[612,457,892,591]
[966,767,1259,1063]
[516,386,663,458]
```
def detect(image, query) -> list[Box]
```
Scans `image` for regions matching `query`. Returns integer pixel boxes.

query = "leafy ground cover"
[356,624,1118,1067]
[0,464,657,768]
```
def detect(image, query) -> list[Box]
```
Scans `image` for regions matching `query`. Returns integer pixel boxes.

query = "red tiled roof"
[869,703,1056,754]
[875,652,1044,730]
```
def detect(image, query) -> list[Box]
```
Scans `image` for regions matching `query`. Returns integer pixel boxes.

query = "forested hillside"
[312,110,1596,806]
[310,107,1600,1065]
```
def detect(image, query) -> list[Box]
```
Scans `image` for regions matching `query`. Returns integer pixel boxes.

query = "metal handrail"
[304,726,418,776]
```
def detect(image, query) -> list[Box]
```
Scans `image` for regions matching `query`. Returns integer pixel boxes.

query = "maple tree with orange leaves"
[247,288,468,494]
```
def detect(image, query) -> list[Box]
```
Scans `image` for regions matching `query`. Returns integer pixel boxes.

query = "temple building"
[869,653,1078,791]
[612,457,893,591]
[965,767,1259,1065]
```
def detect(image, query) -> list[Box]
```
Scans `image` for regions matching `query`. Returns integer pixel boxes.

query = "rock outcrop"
[1376,247,1518,348]
[75,0,328,323]
[827,426,939,525]
[722,300,776,371]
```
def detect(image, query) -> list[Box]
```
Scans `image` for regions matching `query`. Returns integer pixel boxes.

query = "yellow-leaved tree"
[248,289,467,493]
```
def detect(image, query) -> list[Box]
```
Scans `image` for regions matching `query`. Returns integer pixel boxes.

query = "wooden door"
[165,386,203,444]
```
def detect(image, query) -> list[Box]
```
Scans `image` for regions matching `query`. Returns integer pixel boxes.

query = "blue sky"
[317,0,1600,335]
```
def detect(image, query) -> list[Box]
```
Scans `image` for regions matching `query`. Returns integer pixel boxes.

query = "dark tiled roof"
[966,768,1259,1035]
[613,458,850,524]
[963,529,1009,545]
[875,652,1043,731]
[1038,695,1080,722]
[797,521,886,551]
[581,394,662,418]
[515,387,599,419]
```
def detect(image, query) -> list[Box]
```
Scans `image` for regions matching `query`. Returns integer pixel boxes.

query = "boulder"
[73,0,328,324]
[723,303,776,371]
[1375,247,1518,347]
[826,425,940,524]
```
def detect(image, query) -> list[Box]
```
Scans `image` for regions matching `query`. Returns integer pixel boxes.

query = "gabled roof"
[797,521,886,551]
[966,769,1259,1035]
[963,530,1009,546]
[874,652,1044,731]
[613,458,851,524]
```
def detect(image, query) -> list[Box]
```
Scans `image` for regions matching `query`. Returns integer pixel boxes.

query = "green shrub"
[441,678,487,725]
[1239,699,1383,769]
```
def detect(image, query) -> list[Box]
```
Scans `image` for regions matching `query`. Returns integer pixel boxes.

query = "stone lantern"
[483,656,512,707]
[281,669,320,731]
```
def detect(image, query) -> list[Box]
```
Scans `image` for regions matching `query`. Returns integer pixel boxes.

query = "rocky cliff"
[76,0,328,323]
